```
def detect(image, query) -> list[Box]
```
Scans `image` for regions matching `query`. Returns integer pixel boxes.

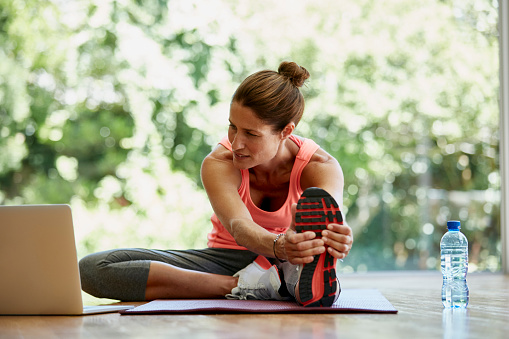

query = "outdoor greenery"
[0,0,500,272]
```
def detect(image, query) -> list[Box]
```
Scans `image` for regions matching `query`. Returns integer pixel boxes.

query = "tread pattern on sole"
[295,187,342,307]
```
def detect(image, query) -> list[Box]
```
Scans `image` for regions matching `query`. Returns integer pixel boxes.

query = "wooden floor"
[1,272,508,339]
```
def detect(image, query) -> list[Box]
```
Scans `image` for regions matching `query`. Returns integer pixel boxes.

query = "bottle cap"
[447,220,461,230]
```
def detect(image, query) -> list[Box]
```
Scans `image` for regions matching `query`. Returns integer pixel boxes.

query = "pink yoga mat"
[121,289,397,314]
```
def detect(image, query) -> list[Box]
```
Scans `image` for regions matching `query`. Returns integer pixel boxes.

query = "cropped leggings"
[79,248,259,301]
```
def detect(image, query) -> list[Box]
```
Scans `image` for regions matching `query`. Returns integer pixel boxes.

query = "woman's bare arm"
[201,145,287,258]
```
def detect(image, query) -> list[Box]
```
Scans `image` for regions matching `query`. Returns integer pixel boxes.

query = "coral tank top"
[207,135,320,250]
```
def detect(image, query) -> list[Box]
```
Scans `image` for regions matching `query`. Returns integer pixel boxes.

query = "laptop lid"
[0,204,85,315]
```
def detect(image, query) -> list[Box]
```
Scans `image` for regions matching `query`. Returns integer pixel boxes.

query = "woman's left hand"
[281,204,353,264]
[321,222,353,260]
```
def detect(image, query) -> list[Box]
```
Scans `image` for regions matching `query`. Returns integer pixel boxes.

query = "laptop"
[0,204,134,315]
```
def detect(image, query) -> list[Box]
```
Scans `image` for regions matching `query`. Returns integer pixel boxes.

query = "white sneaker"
[280,260,341,306]
[280,261,302,298]
[226,256,286,301]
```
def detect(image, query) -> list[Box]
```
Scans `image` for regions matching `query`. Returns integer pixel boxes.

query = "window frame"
[499,1,509,274]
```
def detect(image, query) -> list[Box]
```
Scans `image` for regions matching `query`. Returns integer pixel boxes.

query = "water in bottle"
[440,220,469,308]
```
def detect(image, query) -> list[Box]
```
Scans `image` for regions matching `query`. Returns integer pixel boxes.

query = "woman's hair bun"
[277,61,310,88]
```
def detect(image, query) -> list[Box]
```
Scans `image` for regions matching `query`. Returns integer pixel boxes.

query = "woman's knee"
[78,249,151,300]
[79,249,127,275]
[79,252,104,294]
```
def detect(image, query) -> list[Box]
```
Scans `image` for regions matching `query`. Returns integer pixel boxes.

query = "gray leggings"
[79,248,260,301]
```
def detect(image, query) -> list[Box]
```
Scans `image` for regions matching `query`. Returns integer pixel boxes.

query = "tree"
[0,0,500,270]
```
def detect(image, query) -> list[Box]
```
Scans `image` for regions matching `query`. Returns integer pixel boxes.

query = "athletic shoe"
[294,187,342,307]
[226,256,286,301]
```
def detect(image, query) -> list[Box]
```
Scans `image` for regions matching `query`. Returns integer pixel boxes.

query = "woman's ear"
[281,122,295,139]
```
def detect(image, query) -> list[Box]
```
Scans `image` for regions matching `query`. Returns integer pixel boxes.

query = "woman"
[79,61,353,307]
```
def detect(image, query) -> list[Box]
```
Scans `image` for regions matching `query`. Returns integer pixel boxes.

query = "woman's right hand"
[282,204,327,265]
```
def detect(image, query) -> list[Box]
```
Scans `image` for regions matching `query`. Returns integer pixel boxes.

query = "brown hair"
[232,61,310,131]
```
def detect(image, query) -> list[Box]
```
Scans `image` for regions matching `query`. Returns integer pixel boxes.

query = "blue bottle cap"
[447,220,461,230]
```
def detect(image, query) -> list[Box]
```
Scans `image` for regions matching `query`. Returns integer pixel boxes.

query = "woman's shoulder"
[311,146,337,164]
[205,142,234,164]
[300,146,344,203]
[201,145,243,209]
[291,135,336,165]
[302,146,342,180]
[201,143,241,183]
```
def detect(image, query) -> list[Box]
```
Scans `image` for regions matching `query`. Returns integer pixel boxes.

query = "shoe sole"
[295,187,342,307]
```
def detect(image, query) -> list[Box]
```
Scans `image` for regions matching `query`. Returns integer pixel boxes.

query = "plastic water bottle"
[440,220,469,308]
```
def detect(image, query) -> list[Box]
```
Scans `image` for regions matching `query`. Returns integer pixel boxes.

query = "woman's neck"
[249,138,297,185]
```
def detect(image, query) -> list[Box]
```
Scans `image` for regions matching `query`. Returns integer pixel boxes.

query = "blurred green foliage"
[0,0,500,272]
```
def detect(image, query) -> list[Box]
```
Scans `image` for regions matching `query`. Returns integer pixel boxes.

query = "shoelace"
[227,292,257,300]
[226,281,272,300]
[239,282,272,299]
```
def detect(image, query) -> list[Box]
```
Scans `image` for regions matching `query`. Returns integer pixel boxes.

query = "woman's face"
[228,102,283,170]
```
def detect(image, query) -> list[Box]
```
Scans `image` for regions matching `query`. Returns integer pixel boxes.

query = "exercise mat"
[121,289,397,314]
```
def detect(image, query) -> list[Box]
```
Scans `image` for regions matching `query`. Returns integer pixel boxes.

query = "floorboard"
[1,272,507,339]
